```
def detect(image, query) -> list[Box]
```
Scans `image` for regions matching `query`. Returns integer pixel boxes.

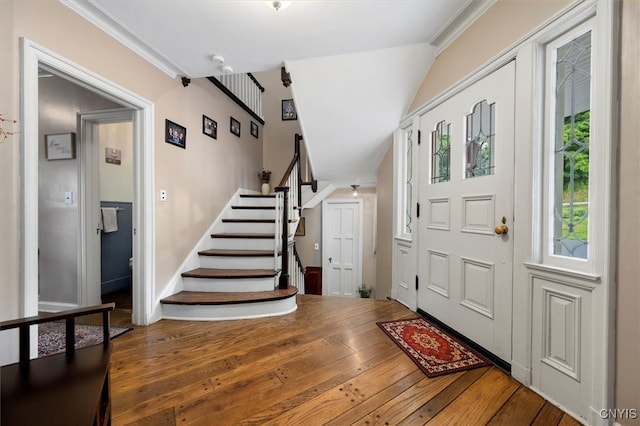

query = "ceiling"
[63,0,487,185]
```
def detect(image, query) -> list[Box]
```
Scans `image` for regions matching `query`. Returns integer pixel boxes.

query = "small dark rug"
[38,322,132,357]
[377,317,490,378]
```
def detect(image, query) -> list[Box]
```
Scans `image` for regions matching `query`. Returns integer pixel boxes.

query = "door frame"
[321,198,364,297]
[21,38,156,325]
[78,109,134,307]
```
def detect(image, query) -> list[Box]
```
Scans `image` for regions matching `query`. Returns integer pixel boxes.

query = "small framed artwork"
[282,99,297,121]
[202,115,217,139]
[165,119,186,149]
[105,147,122,165]
[250,121,259,138]
[230,117,241,137]
[295,217,306,236]
[45,133,76,160]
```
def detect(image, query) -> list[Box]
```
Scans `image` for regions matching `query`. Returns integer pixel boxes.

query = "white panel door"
[323,199,362,297]
[418,61,515,362]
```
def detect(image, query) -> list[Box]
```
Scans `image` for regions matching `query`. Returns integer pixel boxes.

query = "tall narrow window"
[465,100,495,178]
[552,31,591,259]
[404,129,413,234]
[431,120,450,184]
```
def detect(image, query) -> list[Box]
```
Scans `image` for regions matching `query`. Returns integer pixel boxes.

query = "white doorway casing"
[322,198,363,297]
[79,109,134,308]
[21,38,156,326]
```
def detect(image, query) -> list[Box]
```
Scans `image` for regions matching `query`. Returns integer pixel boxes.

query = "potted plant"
[259,169,272,195]
[358,284,372,299]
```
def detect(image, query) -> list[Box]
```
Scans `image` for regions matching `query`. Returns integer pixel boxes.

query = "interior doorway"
[79,110,134,313]
[322,198,363,297]
[22,38,155,325]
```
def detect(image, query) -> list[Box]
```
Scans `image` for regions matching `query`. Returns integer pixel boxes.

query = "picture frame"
[230,117,241,137]
[105,147,122,165]
[45,133,76,160]
[165,119,186,149]
[282,99,297,121]
[202,115,217,140]
[295,217,306,236]
[250,121,259,138]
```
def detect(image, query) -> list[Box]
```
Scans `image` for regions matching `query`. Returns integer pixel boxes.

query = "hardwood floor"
[108,295,580,426]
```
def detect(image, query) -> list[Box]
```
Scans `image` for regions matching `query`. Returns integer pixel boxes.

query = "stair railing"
[274,186,289,289]
[291,243,306,294]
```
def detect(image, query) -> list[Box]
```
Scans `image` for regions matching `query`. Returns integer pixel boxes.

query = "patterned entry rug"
[38,322,132,357]
[377,317,490,378]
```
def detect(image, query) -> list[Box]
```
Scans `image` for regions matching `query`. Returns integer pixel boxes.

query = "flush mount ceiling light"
[210,54,225,64]
[221,65,234,74]
[267,1,292,11]
[351,185,360,197]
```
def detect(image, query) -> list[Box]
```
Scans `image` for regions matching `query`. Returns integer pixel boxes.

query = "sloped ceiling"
[62,0,479,185]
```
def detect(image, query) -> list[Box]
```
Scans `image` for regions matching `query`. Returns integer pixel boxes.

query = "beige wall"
[616,1,640,422]
[375,144,394,300]
[295,205,322,267]
[1,0,262,320]
[100,122,134,203]
[409,0,572,112]
[254,68,302,186]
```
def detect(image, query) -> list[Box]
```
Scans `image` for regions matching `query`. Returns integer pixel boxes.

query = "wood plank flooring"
[107,295,580,426]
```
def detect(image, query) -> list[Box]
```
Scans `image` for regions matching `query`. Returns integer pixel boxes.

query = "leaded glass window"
[552,31,591,259]
[431,121,450,184]
[404,129,413,234]
[465,100,495,178]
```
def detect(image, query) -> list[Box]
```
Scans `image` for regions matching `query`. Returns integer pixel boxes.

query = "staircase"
[160,193,299,321]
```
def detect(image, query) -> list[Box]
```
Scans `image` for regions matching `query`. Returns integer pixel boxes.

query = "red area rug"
[377,317,490,377]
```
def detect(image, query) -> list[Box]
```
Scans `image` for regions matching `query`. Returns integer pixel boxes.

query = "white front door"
[418,61,515,362]
[322,199,363,297]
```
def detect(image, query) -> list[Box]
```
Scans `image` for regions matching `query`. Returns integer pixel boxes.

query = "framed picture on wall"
[202,115,217,140]
[230,117,241,137]
[282,99,297,121]
[165,119,186,149]
[45,133,76,160]
[250,121,259,138]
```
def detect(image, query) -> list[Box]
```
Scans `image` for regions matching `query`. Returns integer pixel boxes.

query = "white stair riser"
[210,238,276,251]
[237,197,276,207]
[230,209,276,220]
[199,255,279,270]
[182,276,276,292]
[221,222,277,234]
[162,297,297,321]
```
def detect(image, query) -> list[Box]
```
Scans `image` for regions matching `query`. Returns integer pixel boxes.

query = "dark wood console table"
[1,303,115,425]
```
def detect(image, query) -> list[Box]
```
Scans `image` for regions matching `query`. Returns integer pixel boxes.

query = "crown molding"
[429,0,497,57]
[60,0,188,79]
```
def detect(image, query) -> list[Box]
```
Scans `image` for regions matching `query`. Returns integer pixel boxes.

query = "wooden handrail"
[278,153,300,188]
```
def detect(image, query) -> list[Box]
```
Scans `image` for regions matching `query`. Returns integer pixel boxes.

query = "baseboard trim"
[417,308,511,374]
[38,301,80,312]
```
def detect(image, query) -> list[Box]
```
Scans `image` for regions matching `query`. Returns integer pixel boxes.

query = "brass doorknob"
[495,216,508,234]
[495,225,509,234]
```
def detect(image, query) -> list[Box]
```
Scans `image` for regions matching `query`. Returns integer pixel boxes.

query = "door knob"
[495,216,509,235]
[329,257,332,263]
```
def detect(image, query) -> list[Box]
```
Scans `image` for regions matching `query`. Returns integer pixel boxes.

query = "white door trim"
[78,108,134,308]
[321,198,364,297]
[21,38,156,325]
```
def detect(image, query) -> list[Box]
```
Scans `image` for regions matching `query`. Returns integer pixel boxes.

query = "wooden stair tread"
[231,205,275,210]
[198,249,275,257]
[222,218,275,223]
[240,194,276,198]
[211,232,274,239]
[160,286,298,305]
[181,268,277,279]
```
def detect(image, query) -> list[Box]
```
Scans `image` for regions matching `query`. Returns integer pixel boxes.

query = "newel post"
[275,186,289,289]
